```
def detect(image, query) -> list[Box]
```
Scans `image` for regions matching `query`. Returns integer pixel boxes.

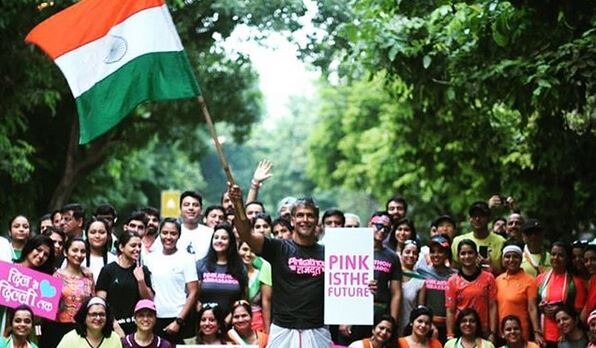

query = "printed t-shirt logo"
[202,272,239,285]
[374,259,392,273]
[288,257,324,276]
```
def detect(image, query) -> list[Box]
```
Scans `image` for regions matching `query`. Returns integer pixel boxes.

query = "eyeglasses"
[87,312,106,318]
[571,240,588,247]
[372,224,390,234]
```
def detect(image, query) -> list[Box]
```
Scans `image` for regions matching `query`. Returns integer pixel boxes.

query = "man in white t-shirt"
[177,190,213,261]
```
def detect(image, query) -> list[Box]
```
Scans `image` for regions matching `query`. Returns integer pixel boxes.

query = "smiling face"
[11,309,33,339]
[231,305,252,332]
[238,242,254,266]
[387,201,406,221]
[502,251,522,273]
[371,223,390,244]
[555,310,577,336]
[134,309,156,332]
[429,245,448,267]
[181,196,201,225]
[160,222,180,253]
[10,216,30,243]
[458,244,477,268]
[199,309,218,336]
[205,209,225,228]
[395,223,412,244]
[85,304,106,333]
[459,313,478,338]
[120,236,142,262]
[401,243,419,269]
[26,244,51,268]
[291,206,318,240]
[372,319,393,343]
[212,229,230,255]
[145,214,160,236]
[87,221,108,251]
[585,249,596,275]
[412,314,431,338]
[65,240,86,267]
[502,318,522,344]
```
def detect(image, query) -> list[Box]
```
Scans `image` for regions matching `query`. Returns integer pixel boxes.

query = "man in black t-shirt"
[228,184,332,347]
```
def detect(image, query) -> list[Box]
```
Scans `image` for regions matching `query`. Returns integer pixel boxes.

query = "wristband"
[251,179,262,187]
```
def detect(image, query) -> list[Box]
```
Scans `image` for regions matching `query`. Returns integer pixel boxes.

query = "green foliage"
[305,0,596,238]
[0,0,305,228]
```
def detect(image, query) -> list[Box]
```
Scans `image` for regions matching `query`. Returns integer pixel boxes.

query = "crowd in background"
[1,160,595,348]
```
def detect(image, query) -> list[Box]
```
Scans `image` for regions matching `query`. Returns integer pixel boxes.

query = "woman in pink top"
[41,237,94,348]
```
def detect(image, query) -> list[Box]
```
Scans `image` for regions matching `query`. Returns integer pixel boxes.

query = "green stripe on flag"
[76,51,200,144]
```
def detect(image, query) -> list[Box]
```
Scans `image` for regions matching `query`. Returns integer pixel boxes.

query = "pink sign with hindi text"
[0,260,62,320]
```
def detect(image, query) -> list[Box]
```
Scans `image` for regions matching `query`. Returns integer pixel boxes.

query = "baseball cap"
[588,309,596,325]
[428,235,450,250]
[432,215,456,228]
[468,201,490,216]
[521,218,543,234]
[134,299,156,314]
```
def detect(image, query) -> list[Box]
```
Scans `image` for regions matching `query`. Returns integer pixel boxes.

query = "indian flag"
[26,0,200,144]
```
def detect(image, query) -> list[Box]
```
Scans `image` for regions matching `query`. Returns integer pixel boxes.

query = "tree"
[305,0,596,239]
[0,0,306,227]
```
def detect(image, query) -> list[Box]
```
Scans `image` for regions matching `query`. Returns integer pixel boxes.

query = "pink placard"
[0,260,62,320]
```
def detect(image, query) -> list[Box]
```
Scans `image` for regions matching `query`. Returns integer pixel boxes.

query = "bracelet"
[250,179,261,189]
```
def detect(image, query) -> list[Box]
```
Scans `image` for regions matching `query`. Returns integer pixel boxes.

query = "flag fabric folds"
[26,0,200,144]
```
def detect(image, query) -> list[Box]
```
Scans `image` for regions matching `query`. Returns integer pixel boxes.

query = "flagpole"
[197,96,248,222]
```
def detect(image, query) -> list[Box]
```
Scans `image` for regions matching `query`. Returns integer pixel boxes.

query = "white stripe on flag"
[55,4,184,98]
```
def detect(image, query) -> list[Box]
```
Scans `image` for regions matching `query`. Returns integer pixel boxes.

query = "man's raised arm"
[228,183,264,253]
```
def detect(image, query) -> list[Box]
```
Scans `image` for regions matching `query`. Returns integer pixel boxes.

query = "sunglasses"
[372,223,390,234]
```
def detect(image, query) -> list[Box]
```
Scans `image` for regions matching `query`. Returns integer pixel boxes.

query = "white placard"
[324,227,374,325]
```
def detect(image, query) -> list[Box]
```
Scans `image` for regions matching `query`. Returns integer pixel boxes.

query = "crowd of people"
[0,160,595,348]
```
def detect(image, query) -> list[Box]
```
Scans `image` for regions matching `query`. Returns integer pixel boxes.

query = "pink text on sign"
[0,260,63,320]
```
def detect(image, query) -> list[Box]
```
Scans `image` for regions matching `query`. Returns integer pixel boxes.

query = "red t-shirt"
[536,271,587,342]
[446,270,496,336]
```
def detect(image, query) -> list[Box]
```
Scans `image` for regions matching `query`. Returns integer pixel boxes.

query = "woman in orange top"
[348,314,396,348]
[536,241,587,346]
[398,306,442,348]
[495,241,543,345]
[227,300,268,348]
[499,315,540,348]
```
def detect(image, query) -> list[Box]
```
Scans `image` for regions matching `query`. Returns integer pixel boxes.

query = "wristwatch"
[175,317,185,325]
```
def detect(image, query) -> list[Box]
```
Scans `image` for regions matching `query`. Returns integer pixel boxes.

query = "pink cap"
[134,299,156,313]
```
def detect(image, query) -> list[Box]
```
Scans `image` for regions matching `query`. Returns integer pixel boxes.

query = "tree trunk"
[48,118,112,211]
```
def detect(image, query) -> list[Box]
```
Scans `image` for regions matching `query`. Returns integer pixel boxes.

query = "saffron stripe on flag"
[55,5,183,98]
[76,51,199,144]
[25,0,164,59]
